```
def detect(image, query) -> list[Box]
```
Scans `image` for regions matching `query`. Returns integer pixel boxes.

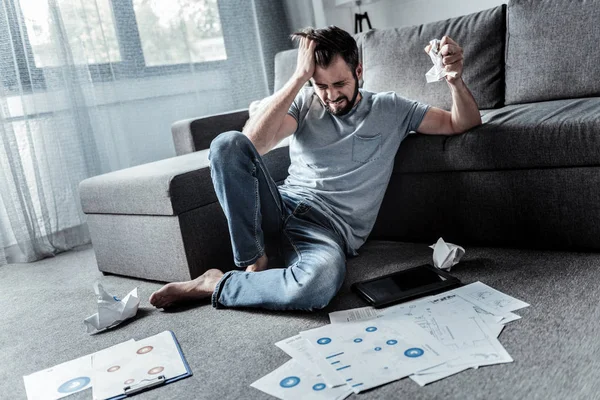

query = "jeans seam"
[256,159,284,217]
[232,162,264,267]
[252,163,264,259]
[282,228,302,269]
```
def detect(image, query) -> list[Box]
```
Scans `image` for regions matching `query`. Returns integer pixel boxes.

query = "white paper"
[22,340,136,400]
[329,306,380,324]
[500,312,522,324]
[328,297,432,325]
[84,283,140,334]
[329,291,513,387]
[407,311,512,386]
[425,39,458,83]
[251,359,353,400]
[449,282,530,314]
[23,355,93,400]
[410,364,469,386]
[479,313,505,338]
[326,282,527,386]
[430,237,465,271]
[92,332,187,400]
[275,335,347,387]
[414,311,512,369]
[374,294,513,374]
[301,319,455,393]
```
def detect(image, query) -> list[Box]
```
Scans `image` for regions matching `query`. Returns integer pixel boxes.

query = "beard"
[322,75,360,116]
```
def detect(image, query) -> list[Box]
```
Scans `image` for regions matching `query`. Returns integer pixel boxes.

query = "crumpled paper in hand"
[429,237,465,271]
[84,283,140,334]
[425,39,458,83]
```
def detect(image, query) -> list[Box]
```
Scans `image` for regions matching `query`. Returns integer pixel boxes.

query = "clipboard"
[103,331,193,400]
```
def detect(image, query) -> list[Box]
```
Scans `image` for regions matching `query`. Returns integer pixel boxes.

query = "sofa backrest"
[505,0,600,104]
[274,49,300,92]
[361,6,506,111]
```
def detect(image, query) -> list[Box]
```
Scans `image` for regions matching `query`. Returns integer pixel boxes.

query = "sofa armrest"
[81,143,291,281]
[171,109,250,155]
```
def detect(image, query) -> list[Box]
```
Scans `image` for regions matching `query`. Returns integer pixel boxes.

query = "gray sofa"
[80,0,600,281]
[77,1,600,397]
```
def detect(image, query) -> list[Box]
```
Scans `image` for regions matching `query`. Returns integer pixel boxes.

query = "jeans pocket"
[352,133,382,163]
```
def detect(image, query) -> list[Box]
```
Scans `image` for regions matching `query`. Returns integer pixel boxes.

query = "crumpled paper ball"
[84,283,140,334]
[430,237,465,271]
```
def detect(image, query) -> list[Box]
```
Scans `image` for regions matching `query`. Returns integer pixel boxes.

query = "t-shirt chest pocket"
[352,133,382,163]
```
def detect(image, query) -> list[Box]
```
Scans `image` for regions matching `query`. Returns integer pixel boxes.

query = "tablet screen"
[352,264,461,308]
[362,265,444,293]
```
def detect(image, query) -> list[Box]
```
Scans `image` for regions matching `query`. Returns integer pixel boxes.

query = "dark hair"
[291,26,359,73]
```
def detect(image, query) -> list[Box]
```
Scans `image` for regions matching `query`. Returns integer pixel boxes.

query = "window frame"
[2,0,230,92]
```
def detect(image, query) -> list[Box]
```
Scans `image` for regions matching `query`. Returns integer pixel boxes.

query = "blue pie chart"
[57,377,91,393]
[317,337,331,345]
[313,383,326,391]
[404,347,424,358]
[280,376,301,388]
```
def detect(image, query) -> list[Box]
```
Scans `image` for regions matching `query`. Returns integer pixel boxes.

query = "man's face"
[312,55,362,116]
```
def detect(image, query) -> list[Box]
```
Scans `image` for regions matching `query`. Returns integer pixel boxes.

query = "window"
[21,0,121,67]
[2,0,228,91]
[133,0,227,66]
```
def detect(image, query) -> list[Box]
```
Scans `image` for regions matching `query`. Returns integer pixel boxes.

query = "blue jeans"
[208,131,347,311]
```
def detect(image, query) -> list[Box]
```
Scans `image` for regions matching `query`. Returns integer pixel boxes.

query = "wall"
[319,0,507,32]
[283,0,315,32]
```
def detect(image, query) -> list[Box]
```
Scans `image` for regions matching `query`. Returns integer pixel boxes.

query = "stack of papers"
[251,282,529,398]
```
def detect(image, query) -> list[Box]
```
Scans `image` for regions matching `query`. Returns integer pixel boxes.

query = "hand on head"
[294,36,317,83]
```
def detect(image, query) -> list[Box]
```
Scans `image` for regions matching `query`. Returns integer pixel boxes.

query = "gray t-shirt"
[279,87,429,256]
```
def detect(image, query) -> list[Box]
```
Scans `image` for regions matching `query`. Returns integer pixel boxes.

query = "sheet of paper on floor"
[275,335,347,387]
[251,359,353,400]
[92,331,188,400]
[369,293,513,380]
[450,281,529,315]
[300,318,456,393]
[23,354,94,400]
[22,339,135,400]
[407,310,512,386]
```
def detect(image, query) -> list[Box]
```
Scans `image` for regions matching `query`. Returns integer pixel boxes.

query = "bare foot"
[149,269,224,308]
[246,254,268,272]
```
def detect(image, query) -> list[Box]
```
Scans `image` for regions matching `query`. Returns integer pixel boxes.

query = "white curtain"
[0,0,291,265]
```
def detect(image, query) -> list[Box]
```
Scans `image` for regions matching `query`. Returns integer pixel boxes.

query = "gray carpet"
[2,241,600,400]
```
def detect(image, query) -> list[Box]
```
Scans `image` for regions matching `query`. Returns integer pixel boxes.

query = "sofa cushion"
[505,0,600,104]
[394,97,600,174]
[361,6,506,111]
[274,49,299,92]
[80,145,291,216]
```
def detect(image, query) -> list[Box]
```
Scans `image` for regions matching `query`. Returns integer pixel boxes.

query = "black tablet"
[351,264,462,308]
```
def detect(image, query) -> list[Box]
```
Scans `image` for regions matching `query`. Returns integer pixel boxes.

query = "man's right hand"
[294,37,316,82]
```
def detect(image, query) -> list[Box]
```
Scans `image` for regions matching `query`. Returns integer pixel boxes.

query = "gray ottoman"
[79,143,291,282]
[79,150,234,282]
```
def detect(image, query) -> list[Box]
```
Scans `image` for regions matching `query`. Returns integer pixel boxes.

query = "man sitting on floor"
[150,26,481,311]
